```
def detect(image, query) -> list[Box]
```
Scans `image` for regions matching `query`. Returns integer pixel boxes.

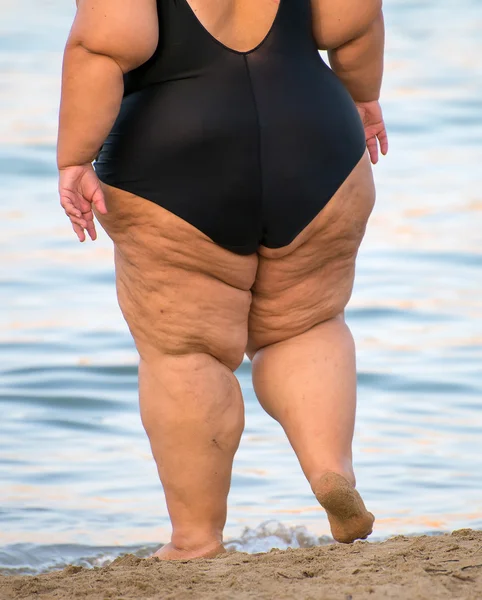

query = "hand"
[58,163,107,242]
[355,100,388,165]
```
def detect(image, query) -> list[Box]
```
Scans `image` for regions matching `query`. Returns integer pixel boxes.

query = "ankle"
[171,531,223,554]
[310,466,356,492]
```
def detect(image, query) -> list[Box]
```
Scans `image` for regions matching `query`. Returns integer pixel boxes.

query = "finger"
[378,128,389,156]
[92,186,108,214]
[85,218,97,241]
[75,191,94,215]
[80,209,96,232]
[366,136,379,165]
[68,215,89,228]
[72,222,86,243]
[60,196,83,219]
[79,208,94,221]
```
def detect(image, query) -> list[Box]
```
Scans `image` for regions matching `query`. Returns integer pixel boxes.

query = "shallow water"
[1,0,482,575]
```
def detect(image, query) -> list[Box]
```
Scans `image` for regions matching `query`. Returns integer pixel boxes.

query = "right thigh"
[95,184,258,370]
[248,152,375,353]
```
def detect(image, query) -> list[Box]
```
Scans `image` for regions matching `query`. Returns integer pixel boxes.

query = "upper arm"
[311,0,382,50]
[68,0,159,72]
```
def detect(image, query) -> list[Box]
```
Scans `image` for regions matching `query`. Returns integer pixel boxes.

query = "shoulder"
[69,0,159,72]
[311,0,383,50]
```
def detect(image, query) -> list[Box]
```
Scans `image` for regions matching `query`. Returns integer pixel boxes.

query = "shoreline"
[1,529,481,599]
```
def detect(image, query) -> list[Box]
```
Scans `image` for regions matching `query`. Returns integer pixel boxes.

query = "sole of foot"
[151,542,226,561]
[313,471,375,544]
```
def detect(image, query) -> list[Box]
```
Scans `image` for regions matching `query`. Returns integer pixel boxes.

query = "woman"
[58,0,388,560]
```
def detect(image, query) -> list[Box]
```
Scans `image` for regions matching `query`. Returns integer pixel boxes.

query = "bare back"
[174,0,382,53]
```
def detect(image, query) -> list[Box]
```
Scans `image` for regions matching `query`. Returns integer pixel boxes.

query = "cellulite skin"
[57,0,386,560]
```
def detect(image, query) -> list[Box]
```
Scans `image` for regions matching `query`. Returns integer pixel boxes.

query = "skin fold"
[57,0,387,559]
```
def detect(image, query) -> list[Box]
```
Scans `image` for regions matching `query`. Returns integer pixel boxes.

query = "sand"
[1,529,482,600]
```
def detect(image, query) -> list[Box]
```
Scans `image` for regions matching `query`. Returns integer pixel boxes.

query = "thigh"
[248,153,375,353]
[95,185,258,370]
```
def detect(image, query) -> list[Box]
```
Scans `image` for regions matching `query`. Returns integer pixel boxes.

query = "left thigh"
[95,184,259,370]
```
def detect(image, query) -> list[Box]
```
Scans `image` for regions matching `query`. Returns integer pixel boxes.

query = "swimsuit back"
[95,0,366,254]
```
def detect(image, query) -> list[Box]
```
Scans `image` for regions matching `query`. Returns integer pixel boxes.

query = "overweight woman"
[58,0,388,560]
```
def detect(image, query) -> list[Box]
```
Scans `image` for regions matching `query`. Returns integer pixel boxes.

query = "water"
[1,0,482,576]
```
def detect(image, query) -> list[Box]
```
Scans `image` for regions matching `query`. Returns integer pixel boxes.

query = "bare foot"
[313,472,375,544]
[152,541,226,561]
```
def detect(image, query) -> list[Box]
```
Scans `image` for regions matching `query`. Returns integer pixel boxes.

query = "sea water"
[1,0,481,575]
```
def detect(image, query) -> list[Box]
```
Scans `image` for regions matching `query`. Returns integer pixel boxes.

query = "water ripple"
[0,0,481,571]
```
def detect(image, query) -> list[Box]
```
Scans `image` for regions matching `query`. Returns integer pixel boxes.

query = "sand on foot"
[313,472,375,544]
[1,529,482,600]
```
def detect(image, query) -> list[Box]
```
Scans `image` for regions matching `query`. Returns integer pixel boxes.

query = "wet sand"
[2,529,482,599]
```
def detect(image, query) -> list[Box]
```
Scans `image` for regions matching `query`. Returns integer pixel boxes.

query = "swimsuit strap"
[173,0,312,57]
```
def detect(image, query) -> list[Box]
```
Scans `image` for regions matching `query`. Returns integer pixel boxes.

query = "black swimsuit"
[94,0,366,255]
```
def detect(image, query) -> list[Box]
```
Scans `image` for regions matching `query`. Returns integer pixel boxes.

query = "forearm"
[328,11,384,103]
[57,43,124,169]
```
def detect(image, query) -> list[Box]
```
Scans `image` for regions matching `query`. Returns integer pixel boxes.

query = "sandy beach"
[2,529,482,599]
[2,1,482,598]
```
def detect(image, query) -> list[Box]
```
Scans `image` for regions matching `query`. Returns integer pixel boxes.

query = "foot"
[313,471,374,544]
[152,541,226,561]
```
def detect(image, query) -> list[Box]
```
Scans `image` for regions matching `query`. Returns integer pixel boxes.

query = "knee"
[247,305,351,356]
[140,351,240,391]
[139,340,245,374]
[215,331,247,372]
[139,352,245,440]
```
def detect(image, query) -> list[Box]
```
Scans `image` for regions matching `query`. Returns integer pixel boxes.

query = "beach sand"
[1,529,482,599]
